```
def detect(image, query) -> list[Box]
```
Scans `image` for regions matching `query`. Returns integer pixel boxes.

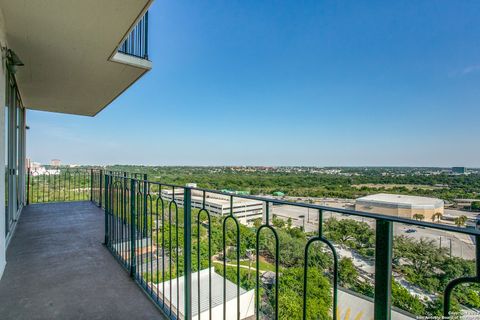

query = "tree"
[454,215,467,228]
[272,216,286,229]
[277,267,331,320]
[393,236,446,292]
[413,213,425,221]
[339,257,358,288]
[261,228,305,267]
[471,201,480,211]
[392,281,426,315]
[431,212,443,222]
[324,218,374,255]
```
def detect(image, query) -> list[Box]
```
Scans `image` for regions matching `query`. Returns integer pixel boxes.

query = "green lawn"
[239,258,276,272]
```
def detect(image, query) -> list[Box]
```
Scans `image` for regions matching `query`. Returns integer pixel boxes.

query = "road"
[270,203,476,260]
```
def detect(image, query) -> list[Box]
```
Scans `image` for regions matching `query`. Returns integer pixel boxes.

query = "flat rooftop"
[151,267,250,318]
[338,288,414,320]
[356,193,444,209]
[162,190,263,208]
[190,195,262,207]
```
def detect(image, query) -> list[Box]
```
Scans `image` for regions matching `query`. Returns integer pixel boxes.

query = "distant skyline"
[27,1,480,167]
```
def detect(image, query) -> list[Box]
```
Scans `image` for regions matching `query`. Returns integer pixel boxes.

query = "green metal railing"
[91,168,103,207]
[100,173,480,320]
[26,168,148,207]
[23,168,480,319]
[118,11,149,59]
[27,167,93,204]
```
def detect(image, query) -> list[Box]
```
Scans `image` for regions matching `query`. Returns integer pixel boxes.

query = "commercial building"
[452,167,467,174]
[30,167,60,177]
[161,188,263,225]
[355,193,444,221]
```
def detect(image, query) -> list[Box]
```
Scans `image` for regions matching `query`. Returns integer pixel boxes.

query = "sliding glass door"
[5,70,25,240]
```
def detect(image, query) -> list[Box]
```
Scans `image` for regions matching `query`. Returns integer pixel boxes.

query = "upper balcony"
[118,12,149,60]
[0,1,153,116]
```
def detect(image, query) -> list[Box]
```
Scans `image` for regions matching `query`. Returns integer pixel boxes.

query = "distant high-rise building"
[452,167,467,174]
[51,159,61,167]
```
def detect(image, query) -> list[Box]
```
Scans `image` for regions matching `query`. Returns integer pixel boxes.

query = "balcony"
[1,1,153,116]
[1,168,478,319]
[118,11,149,60]
[0,201,164,319]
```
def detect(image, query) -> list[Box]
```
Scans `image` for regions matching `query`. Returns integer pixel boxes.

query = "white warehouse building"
[150,268,255,320]
[161,188,263,225]
[355,193,444,221]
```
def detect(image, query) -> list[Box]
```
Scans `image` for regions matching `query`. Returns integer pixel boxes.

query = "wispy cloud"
[460,64,480,76]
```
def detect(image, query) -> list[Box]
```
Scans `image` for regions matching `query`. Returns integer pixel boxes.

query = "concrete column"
[18,107,25,208]
[0,7,8,279]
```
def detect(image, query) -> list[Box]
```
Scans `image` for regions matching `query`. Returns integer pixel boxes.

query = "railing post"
[143,173,147,237]
[99,169,103,208]
[144,11,149,59]
[443,235,480,316]
[374,219,393,320]
[26,167,30,205]
[90,169,93,202]
[184,187,192,320]
[123,172,127,225]
[130,178,136,278]
[104,173,109,245]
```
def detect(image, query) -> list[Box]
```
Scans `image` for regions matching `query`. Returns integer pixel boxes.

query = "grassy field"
[239,257,276,272]
[351,183,446,190]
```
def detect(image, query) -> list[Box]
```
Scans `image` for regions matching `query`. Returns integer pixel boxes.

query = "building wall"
[0,7,27,280]
[161,191,263,225]
[355,203,444,221]
[0,6,7,279]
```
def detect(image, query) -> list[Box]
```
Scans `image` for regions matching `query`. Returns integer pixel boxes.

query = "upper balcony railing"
[26,167,480,319]
[118,11,149,60]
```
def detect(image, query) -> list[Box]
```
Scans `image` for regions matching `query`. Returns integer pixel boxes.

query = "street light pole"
[449,239,452,257]
[299,215,305,231]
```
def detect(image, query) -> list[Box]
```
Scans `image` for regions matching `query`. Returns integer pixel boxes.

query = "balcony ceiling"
[0,0,153,116]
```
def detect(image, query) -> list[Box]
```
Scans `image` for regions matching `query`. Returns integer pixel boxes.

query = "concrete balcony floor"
[0,201,164,320]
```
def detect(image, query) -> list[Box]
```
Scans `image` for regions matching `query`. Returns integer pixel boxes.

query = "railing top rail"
[107,173,480,237]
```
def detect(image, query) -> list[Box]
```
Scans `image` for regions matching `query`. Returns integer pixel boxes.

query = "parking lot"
[271,201,476,260]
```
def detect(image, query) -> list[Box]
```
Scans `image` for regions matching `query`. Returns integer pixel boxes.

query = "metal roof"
[151,267,249,317]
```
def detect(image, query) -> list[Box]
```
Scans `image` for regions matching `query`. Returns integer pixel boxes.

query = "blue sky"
[27,1,480,166]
